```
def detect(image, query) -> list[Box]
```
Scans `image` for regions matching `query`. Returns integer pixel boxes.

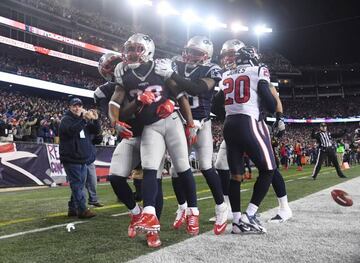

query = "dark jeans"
[64,163,87,213]
[85,162,98,204]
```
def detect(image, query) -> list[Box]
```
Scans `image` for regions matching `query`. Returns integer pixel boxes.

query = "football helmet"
[220,39,245,70]
[98,52,123,82]
[182,36,213,66]
[237,46,261,66]
[122,33,155,69]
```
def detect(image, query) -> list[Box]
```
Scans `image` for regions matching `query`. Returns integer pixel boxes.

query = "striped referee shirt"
[319,132,332,147]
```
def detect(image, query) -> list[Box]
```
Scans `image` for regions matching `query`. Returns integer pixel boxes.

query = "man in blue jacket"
[59,97,101,219]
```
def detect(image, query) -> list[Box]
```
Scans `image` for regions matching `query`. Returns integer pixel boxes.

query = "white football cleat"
[269,208,293,223]
[214,203,228,235]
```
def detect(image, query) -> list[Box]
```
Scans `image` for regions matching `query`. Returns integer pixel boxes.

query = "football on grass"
[331,189,353,207]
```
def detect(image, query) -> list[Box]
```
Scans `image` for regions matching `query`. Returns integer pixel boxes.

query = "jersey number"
[223,76,250,105]
[129,85,163,102]
[188,95,199,109]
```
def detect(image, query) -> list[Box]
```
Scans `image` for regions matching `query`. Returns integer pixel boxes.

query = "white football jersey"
[219,65,270,120]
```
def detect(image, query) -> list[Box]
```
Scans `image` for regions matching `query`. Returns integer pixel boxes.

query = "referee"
[311,123,346,180]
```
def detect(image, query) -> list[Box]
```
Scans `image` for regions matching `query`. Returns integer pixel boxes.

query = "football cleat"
[269,208,293,223]
[240,213,267,233]
[231,221,251,234]
[214,203,228,235]
[186,209,200,235]
[128,210,142,238]
[134,213,160,232]
[146,231,162,248]
[173,206,186,229]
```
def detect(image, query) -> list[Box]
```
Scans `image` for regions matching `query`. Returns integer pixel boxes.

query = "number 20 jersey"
[219,65,270,120]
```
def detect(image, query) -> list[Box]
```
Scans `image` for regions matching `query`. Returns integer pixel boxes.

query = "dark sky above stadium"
[76,0,360,66]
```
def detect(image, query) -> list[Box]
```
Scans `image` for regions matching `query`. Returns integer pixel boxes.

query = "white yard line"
[0,221,87,240]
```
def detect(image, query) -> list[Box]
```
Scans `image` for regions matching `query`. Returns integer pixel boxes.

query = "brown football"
[331,189,353,207]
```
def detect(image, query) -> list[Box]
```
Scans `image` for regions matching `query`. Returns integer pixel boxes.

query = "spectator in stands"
[59,97,100,219]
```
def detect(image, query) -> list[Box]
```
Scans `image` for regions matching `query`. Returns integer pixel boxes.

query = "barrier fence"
[0,142,114,188]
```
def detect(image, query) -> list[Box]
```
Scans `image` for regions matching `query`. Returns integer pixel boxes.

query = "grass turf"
[0,165,359,263]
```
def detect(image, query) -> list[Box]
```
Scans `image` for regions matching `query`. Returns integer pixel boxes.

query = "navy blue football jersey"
[176,61,222,120]
[122,61,170,126]
[93,82,144,137]
[94,82,116,115]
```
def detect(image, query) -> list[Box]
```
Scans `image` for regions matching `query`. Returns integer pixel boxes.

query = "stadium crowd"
[282,97,360,118]
[0,53,102,90]
[17,0,183,56]
[0,89,117,145]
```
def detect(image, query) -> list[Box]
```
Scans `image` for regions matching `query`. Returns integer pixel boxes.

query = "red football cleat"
[173,207,186,229]
[128,210,142,238]
[134,213,160,232]
[146,231,162,248]
[186,209,199,235]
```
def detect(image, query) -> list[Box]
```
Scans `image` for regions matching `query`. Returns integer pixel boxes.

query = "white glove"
[114,61,128,85]
[155,58,175,80]
[273,119,285,138]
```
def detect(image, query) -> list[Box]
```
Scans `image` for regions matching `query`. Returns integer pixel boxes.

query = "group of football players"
[93,33,292,248]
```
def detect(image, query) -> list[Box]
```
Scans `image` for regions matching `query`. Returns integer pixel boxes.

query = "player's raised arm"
[155,58,217,96]
[108,84,125,125]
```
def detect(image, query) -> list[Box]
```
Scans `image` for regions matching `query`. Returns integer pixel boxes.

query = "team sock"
[202,168,224,205]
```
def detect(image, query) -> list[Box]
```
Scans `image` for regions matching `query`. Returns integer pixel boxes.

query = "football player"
[110,33,200,247]
[217,42,286,233]
[96,52,164,247]
[154,36,228,235]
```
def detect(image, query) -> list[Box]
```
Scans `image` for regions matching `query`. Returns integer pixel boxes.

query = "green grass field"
[0,165,359,263]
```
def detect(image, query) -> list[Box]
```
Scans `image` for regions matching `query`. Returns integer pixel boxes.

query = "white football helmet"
[98,52,123,82]
[220,39,245,70]
[182,36,213,65]
[122,33,155,69]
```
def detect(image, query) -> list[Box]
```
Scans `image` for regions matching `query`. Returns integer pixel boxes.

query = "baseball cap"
[320,122,327,127]
[69,97,83,106]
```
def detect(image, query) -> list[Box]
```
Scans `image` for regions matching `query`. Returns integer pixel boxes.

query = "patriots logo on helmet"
[203,39,211,45]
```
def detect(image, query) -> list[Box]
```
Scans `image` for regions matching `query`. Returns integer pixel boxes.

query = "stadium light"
[231,22,249,33]
[205,16,227,30]
[254,24,272,35]
[157,1,179,16]
[254,24,272,52]
[129,0,153,7]
[182,9,201,25]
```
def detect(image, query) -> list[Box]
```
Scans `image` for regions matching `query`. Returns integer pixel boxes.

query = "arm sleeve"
[311,129,318,139]
[332,130,346,138]
[257,79,277,113]
[211,90,225,120]
[87,119,101,135]
[170,73,209,96]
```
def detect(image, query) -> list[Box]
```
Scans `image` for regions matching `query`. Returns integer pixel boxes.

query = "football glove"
[273,112,285,138]
[114,121,133,139]
[156,99,175,119]
[154,58,174,80]
[137,91,156,105]
[185,123,198,147]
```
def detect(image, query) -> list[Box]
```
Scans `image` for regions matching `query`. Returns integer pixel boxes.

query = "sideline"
[129,177,360,263]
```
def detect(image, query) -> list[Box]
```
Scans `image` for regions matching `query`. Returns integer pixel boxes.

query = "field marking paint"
[298,176,308,179]
[285,179,294,182]
[0,221,87,240]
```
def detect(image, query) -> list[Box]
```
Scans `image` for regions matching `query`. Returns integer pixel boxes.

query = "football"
[331,189,353,207]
